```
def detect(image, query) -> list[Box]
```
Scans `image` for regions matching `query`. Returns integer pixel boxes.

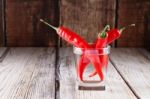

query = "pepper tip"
[40,19,44,22]
[129,24,135,27]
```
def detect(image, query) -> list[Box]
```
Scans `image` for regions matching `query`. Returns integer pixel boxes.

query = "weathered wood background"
[0,0,150,47]
[60,0,116,46]
[0,1,4,46]
[6,0,59,47]
[117,0,150,47]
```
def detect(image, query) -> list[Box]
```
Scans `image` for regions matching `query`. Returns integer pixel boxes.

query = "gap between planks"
[110,48,150,99]
[0,47,9,62]
[109,57,140,99]
[55,45,60,99]
[138,48,150,61]
[0,48,56,99]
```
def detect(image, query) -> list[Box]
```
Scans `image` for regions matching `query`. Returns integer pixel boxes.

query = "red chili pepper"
[89,28,121,77]
[77,43,96,81]
[107,29,121,44]
[86,51,104,80]
[91,28,123,78]
[78,25,109,80]
[40,19,91,81]
[107,24,135,44]
[91,25,109,80]
[40,19,89,48]
[89,24,135,77]
[89,55,108,77]
[40,19,104,81]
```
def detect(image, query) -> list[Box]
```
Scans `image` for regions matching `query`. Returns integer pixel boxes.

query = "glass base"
[76,80,106,91]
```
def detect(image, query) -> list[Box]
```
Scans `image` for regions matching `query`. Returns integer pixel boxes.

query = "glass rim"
[73,45,110,50]
[73,45,111,55]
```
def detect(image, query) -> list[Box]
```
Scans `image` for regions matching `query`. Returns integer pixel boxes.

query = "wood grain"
[138,48,150,61]
[59,47,136,99]
[0,48,55,99]
[143,2,150,50]
[0,0,4,46]
[6,0,59,47]
[0,47,6,59]
[117,0,150,47]
[60,0,116,46]
[110,48,150,98]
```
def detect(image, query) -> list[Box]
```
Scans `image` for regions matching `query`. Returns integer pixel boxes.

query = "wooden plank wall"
[117,0,150,47]
[5,0,59,47]
[60,0,150,47]
[0,0,149,47]
[0,1,3,46]
[143,2,150,51]
[60,0,116,46]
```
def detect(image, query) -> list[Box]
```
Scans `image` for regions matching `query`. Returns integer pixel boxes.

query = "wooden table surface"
[0,47,150,99]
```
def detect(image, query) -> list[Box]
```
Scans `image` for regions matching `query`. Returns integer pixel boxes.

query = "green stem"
[119,24,135,33]
[98,25,110,38]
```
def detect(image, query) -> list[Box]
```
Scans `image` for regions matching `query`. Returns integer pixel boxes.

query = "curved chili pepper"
[107,24,135,44]
[40,19,104,81]
[107,29,121,44]
[79,25,109,80]
[77,39,98,81]
[77,43,96,81]
[91,25,109,80]
[89,56,108,77]
[90,28,122,77]
[89,55,108,77]
[89,28,121,77]
[86,52,104,80]
[40,19,89,48]
[89,70,97,77]
[79,24,109,80]
[88,25,109,77]
[89,24,135,77]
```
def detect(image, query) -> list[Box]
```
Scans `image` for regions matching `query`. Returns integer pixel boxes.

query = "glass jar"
[73,45,111,90]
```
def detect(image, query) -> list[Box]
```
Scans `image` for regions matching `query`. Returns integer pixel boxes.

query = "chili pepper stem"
[98,25,110,38]
[40,19,58,31]
[119,24,135,33]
